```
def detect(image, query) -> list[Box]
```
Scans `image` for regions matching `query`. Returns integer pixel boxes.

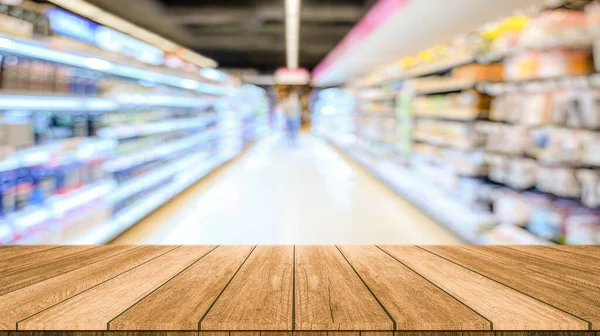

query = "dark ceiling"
[82,0,374,72]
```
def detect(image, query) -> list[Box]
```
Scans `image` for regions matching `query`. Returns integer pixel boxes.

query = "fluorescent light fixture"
[0,37,15,48]
[83,57,112,70]
[47,0,217,68]
[285,0,301,69]
[0,33,230,95]
[200,68,228,82]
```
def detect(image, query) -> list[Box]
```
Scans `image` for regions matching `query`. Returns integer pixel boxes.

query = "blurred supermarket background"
[0,0,599,245]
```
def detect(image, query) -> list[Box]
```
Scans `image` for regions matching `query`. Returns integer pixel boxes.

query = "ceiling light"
[285,0,301,69]
[83,57,112,70]
[46,0,216,68]
[200,68,227,81]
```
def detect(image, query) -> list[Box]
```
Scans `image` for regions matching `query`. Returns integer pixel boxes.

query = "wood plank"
[263,332,292,336]
[200,246,293,331]
[495,332,595,336]
[295,246,393,331]
[378,246,589,330]
[506,246,600,271]
[231,332,259,336]
[393,333,493,336]
[0,246,57,262]
[338,246,490,331]
[548,246,600,260]
[0,245,134,296]
[110,246,254,330]
[329,332,359,336]
[0,246,93,274]
[18,246,216,331]
[9,332,102,336]
[463,246,600,293]
[104,332,197,336]
[0,246,176,330]
[423,246,600,329]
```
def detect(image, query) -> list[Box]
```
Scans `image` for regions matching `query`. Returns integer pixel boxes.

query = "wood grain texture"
[0,245,133,296]
[393,333,493,336]
[292,333,325,336]
[295,246,393,331]
[548,246,600,259]
[9,333,102,336]
[422,246,600,329]
[0,246,176,330]
[110,246,254,330]
[495,332,595,336]
[361,332,392,336]
[0,246,57,262]
[262,332,292,336]
[231,332,260,336]
[200,246,293,331]
[18,246,216,330]
[198,333,228,336]
[329,332,359,336]
[508,246,600,270]
[338,246,489,331]
[104,332,197,336]
[0,246,92,274]
[463,246,600,293]
[378,246,589,330]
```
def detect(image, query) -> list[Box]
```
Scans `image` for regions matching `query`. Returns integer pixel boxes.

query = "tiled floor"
[112,133,462,244]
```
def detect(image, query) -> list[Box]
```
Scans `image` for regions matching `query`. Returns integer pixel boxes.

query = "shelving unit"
[0,4,272,245]
[315,0,600,245]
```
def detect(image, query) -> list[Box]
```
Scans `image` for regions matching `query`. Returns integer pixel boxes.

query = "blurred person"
[284,92,301,146]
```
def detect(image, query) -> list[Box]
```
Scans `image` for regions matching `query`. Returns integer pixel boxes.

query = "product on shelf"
[413,89,490,120]
[504,50,593,80]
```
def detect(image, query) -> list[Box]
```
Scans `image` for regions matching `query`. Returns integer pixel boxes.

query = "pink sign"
[312,0,410,79]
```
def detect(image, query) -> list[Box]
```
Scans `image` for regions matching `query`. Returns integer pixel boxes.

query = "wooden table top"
[0,245,599,335]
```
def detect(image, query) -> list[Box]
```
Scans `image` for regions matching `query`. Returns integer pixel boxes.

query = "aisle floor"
[112,133,462,244]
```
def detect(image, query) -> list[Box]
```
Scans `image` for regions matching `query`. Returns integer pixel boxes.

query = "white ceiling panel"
[312,0,549,86]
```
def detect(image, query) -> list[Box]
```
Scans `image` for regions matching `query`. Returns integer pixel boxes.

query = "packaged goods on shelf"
[413,89,490,120]
[519,10,591,50]
[504,50,593,80]
[482,223,553,244]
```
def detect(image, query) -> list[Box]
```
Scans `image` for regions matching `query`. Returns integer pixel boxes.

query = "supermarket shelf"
[67,152,236,244]
[0,34,234,96]
[414,79,476,95]
[477,74,593,95]
[323,136,496,243]
[107,152,211,205]
[0,138,116,172]
[0,92,214,111]
[413,134,482,150]
[4,180,115,244]
[104,130,217,173]
[414,107,485,121]
[376,54,475,85]
[98,117,215,139]
[0,93,118,111]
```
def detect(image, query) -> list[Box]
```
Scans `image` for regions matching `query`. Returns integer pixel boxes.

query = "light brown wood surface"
[0,246,175,330]
[110,245,254,330]
[0,245,132,296]
[200,246,294,331]
[338,246,490,331]
[462,246,600,293]
[0,246,56,262]
[505,246,600,271]
[19,246,216,330]
[422,246,600,329]
[294,246,392,331]
[0,245,598,333]
[378,246,589,330]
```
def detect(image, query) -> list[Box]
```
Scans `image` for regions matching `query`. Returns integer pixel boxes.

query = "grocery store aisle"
[112,133,462,244]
